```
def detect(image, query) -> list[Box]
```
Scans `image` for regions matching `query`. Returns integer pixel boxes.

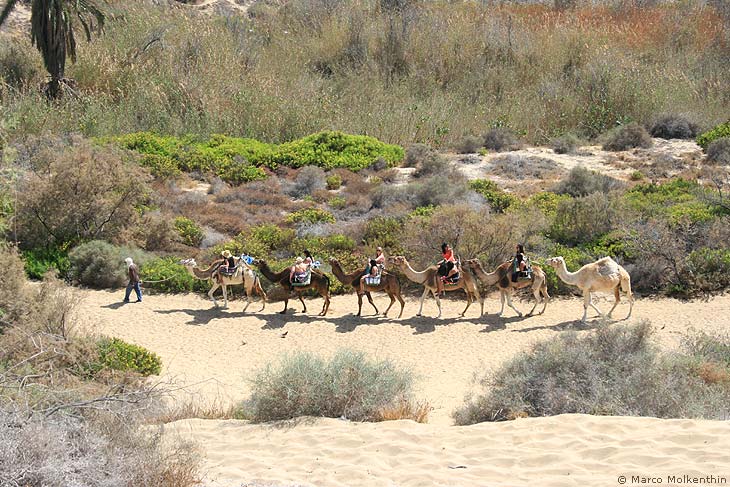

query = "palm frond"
[0,0,21,27]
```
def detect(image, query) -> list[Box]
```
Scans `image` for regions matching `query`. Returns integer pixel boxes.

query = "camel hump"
[596,257,619,276]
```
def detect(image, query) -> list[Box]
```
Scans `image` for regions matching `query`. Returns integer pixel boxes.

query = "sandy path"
[75,290,730,486]
[76,290,729,425]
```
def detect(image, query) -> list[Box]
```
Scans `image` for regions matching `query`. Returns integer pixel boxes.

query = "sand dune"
[75,289,730,486]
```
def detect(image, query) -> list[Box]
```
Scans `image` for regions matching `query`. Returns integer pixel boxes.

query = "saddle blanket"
[291,272,311,287]
[441,273,460,285]
[365,276,381,286]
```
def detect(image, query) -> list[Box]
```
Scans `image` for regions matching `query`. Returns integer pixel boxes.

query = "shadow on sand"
[155,307,249,326]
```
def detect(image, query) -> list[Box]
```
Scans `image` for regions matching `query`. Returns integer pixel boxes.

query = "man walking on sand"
[123,257,142,303]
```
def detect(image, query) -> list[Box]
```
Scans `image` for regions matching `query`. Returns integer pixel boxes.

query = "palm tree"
[0,0,104,98]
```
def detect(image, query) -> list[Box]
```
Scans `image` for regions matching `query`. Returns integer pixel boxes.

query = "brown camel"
[329,258,405,318]
[465,259,549,317]
[388,256,483,318]
[547,256,634,323]
[179,258,266,311]
[253,259,331,316]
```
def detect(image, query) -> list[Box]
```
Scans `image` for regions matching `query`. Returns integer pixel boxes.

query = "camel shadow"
[334,313,389,333]
[155,307,248,326]
[398,314,482,334]
[477,313,526,333]
[513,317,606,333]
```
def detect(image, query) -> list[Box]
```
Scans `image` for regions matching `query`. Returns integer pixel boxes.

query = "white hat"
[295,257,303,264]
[124,257,133,266]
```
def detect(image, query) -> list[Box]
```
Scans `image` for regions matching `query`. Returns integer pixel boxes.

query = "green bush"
[97,337,162,376]
[453,322,730,424]
[173,217,204,247]
[549,192,617,245]
[361,216,405,254]
[623,179,719,225]
[468,179,518,213]
[697,121,730,150]
[272,131,404,171]
[243,350,417,422]
[525,192,572,218]
[285,207,336,225]
[326,174,343,190]
[686,248,730,292]
[69,241,149,288]
[328,195,346,209]
[21,247,71,280]
[139,154,181,178]
[140,257,208,294]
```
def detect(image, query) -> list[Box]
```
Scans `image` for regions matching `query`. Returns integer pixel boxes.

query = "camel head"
[464,258,481,271]
[179,258,197,268]
[546,257,564,268]
[329,257,339,265]
[388,255,407,268]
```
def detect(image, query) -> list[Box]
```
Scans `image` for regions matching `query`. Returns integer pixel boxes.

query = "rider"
[216,250,236,284]
[437,242,458,295]
[290,256,308,284]
[359,246,386,294]
[512,243,528,282]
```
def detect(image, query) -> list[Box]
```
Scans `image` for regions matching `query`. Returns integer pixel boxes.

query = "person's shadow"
[102,302,129,310]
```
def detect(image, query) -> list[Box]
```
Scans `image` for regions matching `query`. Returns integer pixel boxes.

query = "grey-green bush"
[551,133,581,154]
[483,128,519,152]
[649,114,699,140]
[455,135,483,154]
[453,322,730,424]
[706,137,730,166]
[553,166,624,197]
[243,350,416,422]
[69,241,150,288]
[602,123,653,151]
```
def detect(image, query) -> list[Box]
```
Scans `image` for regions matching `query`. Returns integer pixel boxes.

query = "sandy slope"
[75,290,730,486]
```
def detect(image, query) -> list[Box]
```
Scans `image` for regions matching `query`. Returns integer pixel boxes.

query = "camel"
[329,258,405,318]
[388,256,483,318]
[253,259,331,316]
[179,258,266,311]
[465,259,550,317]
[546,256,634,323]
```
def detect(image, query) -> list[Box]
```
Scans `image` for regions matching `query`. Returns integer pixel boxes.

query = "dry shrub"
[286,165,327,198]
[602,123,653,151]
[489,154,562,180]
[13,136,151,249]
[553,166,624,197]
[454,322,730,425]
[696,362,730,385]
[136,212,176,251]
[455,135,483,154]
[404,143,433,168]
[243,349,420,422]
[551,133,581,154]
[148,399,240,424]
[648,114,699,140]
[483,128,520,152]
[377,399,430,423]
[706,137,730,166]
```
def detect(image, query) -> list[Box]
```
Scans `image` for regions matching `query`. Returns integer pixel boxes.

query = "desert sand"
[75,289,730,486]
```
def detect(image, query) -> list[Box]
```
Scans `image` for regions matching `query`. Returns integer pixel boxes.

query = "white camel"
[546,256,633,323]
[179,258,266,311]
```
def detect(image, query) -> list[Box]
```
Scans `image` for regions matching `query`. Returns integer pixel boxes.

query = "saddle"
[291,270,312,287]
[441,272,460,285]
[511,257,533,283]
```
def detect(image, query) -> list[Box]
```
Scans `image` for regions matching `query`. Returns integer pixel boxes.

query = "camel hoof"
[416,313,422,317]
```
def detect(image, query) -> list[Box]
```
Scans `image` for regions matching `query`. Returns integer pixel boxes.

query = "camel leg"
[281,295,288,314]
[625,293,634,320]
[357,292,363,316]
[258,281,267,312]
[607,286,620,318]
[208,282,220,308]
[365,291,379,315]
[417,288,429,316]
[539,285,550,315]
[433,289,442,319]
[224,284,231,309]
[459,288,472,317]
[504,291,522,317]
[498,291,506,316]
[242,283,252,313]
[383,293,395,317]
[397,294,405,319]
[321,294,330,316]
[298,293,307,314]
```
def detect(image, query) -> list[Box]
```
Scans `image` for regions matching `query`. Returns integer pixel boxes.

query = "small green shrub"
[243,349,418,422]
[697,121,730,150]
[686,248,730,292]
[602,123,653,151]
[326,174,343,190]
[286,208,336,225]
[69,241,149,288]
[624,179,718,225]
[682,330,730,367]
[629,170,644,181]
[453,322,730,424]
[549,192,617,245]
[97,337,162,376]
[525,192,572,218]
[21,247,71,280]
[706,137,730,166]
[361,216,405,254]
[328,195,346,209]
[173,217,204,247]
[139,154,181,178]
[140,257,208,294]
[468,179,518,213]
